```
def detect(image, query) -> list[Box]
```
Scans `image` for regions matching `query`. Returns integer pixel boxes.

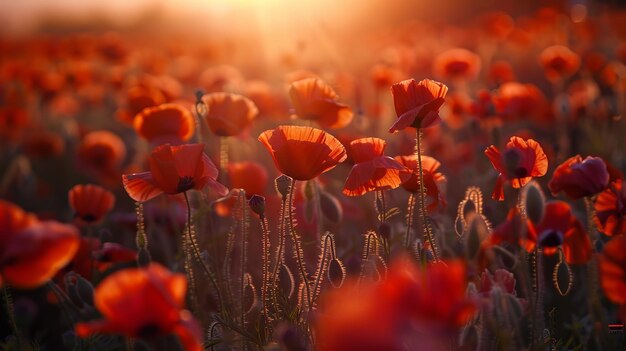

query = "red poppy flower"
[395,155,447,212]
[369,63,402,90]
[75,263,202,351]
[22,130,65,159]
[122,143,228,203]
[485,136,548,200]
[316,257,475,351]
[0,200,80,289]
[540,45,581,82]
[531,201,592,264]
[228,161,268,196]
[202,92,258,137]
[389,78,448,132]
[133,103,195,144]
[594,179,626,237]
[548,155,609,199]
[433,48,481,81]
[599,235,626,315]
[258,125,347,181]
[198,64,244,93]
[490,207,536,253]
[77,130,126,176]
[289,78,354,129]
[342,138,410,196]
[487,60,516,85]
[69,184,115,224]
[0,107,30,142]
[492,82,547,122]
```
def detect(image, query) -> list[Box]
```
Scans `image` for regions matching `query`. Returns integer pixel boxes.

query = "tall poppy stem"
[2,286,20,347]
[287,178,312,313]
[238,191,248,339]
[584,196,607,348]
[415,128,439,261]
[269,189,290,321]
[182,191,224,314]
[404,193,416,249]
[259,214,272,326]
[219,137,229,178]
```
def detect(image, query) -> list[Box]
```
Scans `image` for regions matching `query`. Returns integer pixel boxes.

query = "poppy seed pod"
[248,194,266,217]
[275,174,293,198]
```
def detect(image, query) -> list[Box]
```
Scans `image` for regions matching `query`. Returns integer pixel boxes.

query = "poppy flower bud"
[520,181,545,225]
[195,89,204,103]
[327,258,346,288]
[248,194,266,217]
[275,174,293,198]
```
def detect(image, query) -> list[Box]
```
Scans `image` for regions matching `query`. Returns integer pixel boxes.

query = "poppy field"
[1,1,626,350]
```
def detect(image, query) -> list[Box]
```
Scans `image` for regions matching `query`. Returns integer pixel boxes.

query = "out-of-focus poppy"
[594,179,626,237]
[68,184,115,224]
[548,155,609,199]
[492,82,547,122]
[242,80,287,119]
[540,45,581,82]
[198,64,244,93]
[0,107,30,142]
[487,61,515,86]
[316,257,475,351]
[258,125,346,181]
[133,103,194,144]
[77,130,126,176]
[22,130,65,159]
[122,143,227,203]
[116,84,166,125]
[289,78,354,129]
[75,263,202,351]
[94,243,137,266]
[395,155,447,212]
[228,161,268,196]
[599,234,626,321]
[389,78,448,132]
[202,92,258,137]
[369,63,403,90]
[342,138,411,196]
[485,136,548,200]
[490,207,536,253]
[0,200,79,289]
[433,48,481,81]
[532,201,591,264]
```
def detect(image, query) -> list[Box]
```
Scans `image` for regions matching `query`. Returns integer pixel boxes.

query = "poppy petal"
[122,172,164,202]
[2,221,79,289]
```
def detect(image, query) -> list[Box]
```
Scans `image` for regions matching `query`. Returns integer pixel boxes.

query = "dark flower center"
[539,229,564,248]
[137,323,162,338]
[177,176,195,193]
[80,213,97,222]
[503,149,528,178]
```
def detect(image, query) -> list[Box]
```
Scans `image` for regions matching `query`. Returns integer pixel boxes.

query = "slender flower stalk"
[416,129,439,261]
[183,191,224,314]
[287,178,312,313]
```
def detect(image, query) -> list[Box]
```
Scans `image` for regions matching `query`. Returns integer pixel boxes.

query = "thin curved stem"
[287,178,312,313]
[415,128,439,261]
[404,193,416,249]
[183,191,224,314]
